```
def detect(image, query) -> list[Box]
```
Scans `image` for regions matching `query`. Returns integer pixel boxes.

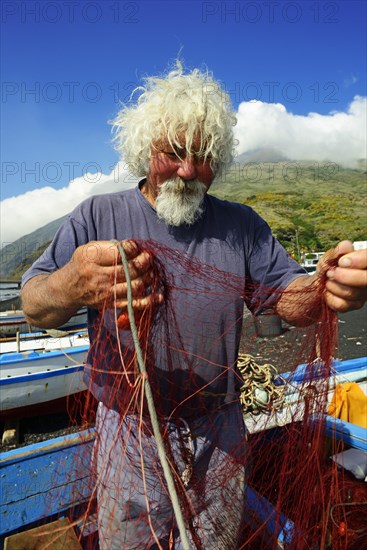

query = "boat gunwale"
[278,356,366,384]
[0,345,89,365]
[0,363,85,385]
[0,428,96,466]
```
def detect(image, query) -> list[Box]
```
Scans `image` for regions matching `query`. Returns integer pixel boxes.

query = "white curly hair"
[111,62,237,179]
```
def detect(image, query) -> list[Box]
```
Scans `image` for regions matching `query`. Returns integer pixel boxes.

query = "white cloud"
[234,95,366,167]
[0,163,138,245]
[1,96,366,245]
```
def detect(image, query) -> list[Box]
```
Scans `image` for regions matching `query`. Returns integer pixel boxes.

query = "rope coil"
[238,353,286,414]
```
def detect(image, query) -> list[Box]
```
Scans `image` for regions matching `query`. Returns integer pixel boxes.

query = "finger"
[324,290,364,313]
[87,240,141,267]
[129,250,154,274]
[118,255,154,280]
[110,272,155,298]
[338,248,367,270]
[105,258,155,284]
[113,252,154,281]
[326,267,367,289]
[119,240,140,260]
[115,292,164,311]
[317,241,354,274]
[111,248,154,278]
[130,271,154,297]
[325,278,367,301]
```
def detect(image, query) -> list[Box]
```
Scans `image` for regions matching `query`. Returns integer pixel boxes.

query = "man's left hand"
[318,240,367,313]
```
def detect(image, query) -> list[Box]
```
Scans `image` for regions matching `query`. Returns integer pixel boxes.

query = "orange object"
[338,521,346,537]
[117,310,143,330]
[328,382,367,428]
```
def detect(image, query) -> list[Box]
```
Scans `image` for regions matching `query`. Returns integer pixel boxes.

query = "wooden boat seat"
[4,517,82,549]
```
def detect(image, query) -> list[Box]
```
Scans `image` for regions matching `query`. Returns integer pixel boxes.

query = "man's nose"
[176,156,197,180]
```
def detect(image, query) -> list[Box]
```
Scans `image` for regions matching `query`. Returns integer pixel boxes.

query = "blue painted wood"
[0,365,85,386]
[0,428,295,544]
[0,429,95,467]
[0,351,40,362]
[325,416,367,451]
[0,345,88,365]
[1,356,365,540]
[0,430,95,535]
[245,487,294,544]
[277,356,367,385]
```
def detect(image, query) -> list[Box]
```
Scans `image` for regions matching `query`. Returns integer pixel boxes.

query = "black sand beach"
[240,304,367,371]
[244,304,367,372]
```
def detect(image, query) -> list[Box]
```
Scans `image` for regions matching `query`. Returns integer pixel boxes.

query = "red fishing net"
[42,241,366,549]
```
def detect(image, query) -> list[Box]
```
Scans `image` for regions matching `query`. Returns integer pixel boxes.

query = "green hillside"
[0,215,68,280]
[1,162,366,279]
[210,161,367,259]
[7,241,52,280]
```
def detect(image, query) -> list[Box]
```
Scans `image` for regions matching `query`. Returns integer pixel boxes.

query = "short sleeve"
[21,214,88,288]
[246,214,307,314]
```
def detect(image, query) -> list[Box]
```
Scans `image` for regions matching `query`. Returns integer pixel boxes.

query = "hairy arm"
[276,241,367,326]
[21,267,82,328]
[275,273,321,327]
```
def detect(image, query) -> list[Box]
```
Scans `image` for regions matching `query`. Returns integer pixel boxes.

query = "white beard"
[155,178,207,226]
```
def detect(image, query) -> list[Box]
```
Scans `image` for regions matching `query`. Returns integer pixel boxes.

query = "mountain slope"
[1,162,366,279]
[210,161,367,256]
[0,215,68,279]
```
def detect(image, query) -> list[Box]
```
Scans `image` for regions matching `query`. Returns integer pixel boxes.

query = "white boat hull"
[0,332,89,355]
[0,346,89,413]
[0,308,87,337]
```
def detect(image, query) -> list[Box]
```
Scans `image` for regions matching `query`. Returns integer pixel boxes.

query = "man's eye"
[195,152,212,162]
[162,151,185,160]
[161,150,211,161]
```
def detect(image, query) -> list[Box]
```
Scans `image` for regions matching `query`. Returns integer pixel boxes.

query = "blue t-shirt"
[22,184,306,414]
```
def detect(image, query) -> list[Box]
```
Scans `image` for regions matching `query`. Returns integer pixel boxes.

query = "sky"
[1,0,366,244]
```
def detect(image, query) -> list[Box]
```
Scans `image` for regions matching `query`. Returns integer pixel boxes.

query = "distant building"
[353,241,367,250]
[300,252,324,274]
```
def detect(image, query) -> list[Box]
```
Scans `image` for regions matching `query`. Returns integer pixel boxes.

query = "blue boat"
[0,307,87,337]
[0,357,366,548]
[0,343,89,416]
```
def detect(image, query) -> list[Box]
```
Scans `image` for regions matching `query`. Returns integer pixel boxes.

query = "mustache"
[158,178,205,195]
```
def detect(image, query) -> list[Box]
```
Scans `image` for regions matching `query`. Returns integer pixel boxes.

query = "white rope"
[116,242,191,550]
[238,353,286,414]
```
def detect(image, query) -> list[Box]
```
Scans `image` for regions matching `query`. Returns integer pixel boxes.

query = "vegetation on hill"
[1,162,366,279]
[0,214,68,280]
[210,161,366,260]
[9,241,52,280]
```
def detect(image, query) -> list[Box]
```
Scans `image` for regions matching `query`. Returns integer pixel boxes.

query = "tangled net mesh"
[39,240,366,549]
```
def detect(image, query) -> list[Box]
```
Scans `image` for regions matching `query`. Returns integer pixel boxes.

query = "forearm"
[21,265,82,328]
[275,274,322,327]
[277,241,367,324]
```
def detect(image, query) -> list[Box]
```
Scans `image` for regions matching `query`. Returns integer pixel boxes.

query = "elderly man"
[21,65,366,549]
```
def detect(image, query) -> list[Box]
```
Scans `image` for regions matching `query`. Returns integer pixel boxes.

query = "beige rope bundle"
[238,354,286,415]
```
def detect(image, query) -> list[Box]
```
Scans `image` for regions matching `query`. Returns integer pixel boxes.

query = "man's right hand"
[67,240,163,312]
[21,240,163,329]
